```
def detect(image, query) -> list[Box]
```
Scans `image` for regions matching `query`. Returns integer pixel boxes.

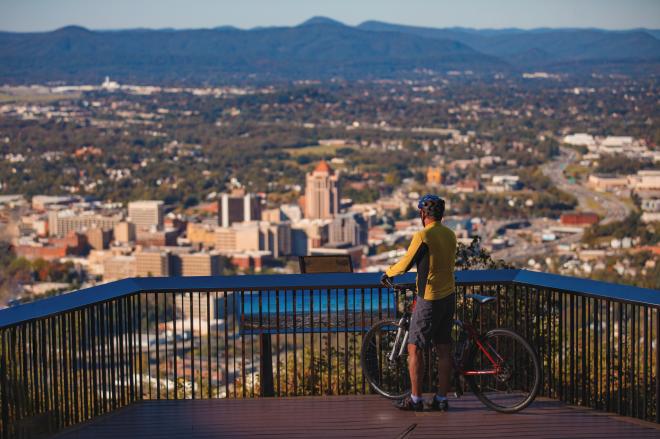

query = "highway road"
[541,147,631,225]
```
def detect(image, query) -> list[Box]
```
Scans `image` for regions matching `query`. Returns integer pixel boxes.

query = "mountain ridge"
[0,18,658,84]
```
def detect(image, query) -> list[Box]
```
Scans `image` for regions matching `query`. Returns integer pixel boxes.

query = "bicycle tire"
[465,328,541,413]
[360,319,411,400]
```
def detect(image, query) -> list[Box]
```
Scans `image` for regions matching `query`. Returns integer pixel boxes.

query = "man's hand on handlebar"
[380,273,393,288]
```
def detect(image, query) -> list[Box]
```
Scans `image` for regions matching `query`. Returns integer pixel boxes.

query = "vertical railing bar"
[643,306,649,420]
[49,317,58,426]
[275,289,281,396]
[11,326,19,430]
[1,329,9,439]
[98,304,106,414]
[292,288,298,395]
[606,299,611,413]
[127,295,135,405]
[335,287,340,395]
[535,287,541,394]
[284,289,289,396]
[232,289,237,399]
[546,289,552,398]
[631,304,637,418]
[193,291,204,399]
[40,320,49,420]
[172,292,177,400]
[18,321,26,424]
[137,294,143,401]
[581,295,587,405]
[593,298,599,410]
[124,297,130,405]
[155,293,160,400]
[618,302,623,414]
[207,292,212,399]
[344,287,349,395]
[655,306,660,423]
[29,321,38,420]
[240,290,246,399]
[90,306,98,416]
[22,322,34,422]
[190,291,195,399]
[144,296,150,401]
[117,299,125,407]
[215,291,220,399]
[19,325,26,424]
[353,286,358,394]
[361,287,366,394]
[558,291,563,401]
[35,320,44,422]
[162,294,168,400]
[569,294,574,404]
[60,314,69,425]
[327,287,332,395]
[111,300,118,411]
[310,288,315,396]
[71,311,80,422]
[224,291,229,399]
[257,289,263,397]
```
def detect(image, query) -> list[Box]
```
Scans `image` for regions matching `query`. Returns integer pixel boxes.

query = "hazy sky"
[1,0,659,32]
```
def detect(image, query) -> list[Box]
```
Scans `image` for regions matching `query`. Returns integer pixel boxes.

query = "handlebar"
[380,275,415,293]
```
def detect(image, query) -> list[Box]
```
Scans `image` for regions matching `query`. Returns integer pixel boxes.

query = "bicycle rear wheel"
[465,328,541,413]
[360,319,411,399]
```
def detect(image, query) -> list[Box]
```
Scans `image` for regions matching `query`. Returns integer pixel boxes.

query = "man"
[381,194,457,411]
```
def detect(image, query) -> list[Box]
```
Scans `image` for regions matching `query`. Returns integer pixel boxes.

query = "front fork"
[388,316,409,362]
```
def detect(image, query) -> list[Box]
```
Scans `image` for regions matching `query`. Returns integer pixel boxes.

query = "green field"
[0,92,81,103]
[284,143,357,157]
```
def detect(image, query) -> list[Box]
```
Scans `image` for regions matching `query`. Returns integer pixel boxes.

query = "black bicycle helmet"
[417,194,445,219]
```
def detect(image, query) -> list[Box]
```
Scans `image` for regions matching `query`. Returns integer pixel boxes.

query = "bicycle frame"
[455,319,505,377]
[385,288,506,380]
[368,282,540,411]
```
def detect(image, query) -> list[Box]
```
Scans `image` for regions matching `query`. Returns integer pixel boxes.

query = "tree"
[455,237,514,271]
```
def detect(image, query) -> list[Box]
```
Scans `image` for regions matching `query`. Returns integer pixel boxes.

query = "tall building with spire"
[304,160,340,219]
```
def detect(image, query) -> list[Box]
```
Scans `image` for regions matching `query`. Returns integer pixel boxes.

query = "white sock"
[411,394,423,403]
[435,394,447,402]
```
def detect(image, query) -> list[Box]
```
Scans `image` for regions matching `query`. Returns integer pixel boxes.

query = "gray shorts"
[408,294,455,348]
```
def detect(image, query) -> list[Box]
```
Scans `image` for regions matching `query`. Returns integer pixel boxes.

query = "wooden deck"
[55,395,660,438]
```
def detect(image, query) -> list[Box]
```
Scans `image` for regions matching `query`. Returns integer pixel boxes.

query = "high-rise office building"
[135,250,170,277]
[86,227,112,250]
[218,189,261,227]
[304,160,340,220]
[103,255,137,281]
[128,200,164,231]
[328,213,368,247]
[179,252,223,276]
[48,210,122,237]
[113,221,136,243]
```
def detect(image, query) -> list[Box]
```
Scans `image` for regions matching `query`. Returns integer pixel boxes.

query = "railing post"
[260,333,275,397]
[655,308,660,423]
[1,329,9,439]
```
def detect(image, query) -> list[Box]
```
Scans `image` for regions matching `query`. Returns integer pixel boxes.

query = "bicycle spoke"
[361,320,410,399]
[465,329,540,413]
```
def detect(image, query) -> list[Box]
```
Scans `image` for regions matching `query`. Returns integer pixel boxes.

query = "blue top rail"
[0,269,658,329]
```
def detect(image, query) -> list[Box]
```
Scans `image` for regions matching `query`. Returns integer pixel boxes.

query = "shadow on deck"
[54,395,660,438]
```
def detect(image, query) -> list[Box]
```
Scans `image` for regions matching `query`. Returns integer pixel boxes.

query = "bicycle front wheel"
[465,328,541,413]
[360,319,411,399]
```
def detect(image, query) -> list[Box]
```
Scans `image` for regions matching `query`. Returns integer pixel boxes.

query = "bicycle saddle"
[465,293,497,305]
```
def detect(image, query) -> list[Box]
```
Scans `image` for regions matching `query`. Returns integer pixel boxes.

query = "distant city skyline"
[1,0,659,32]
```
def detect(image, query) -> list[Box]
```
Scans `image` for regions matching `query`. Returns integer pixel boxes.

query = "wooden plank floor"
[55,395,660,439]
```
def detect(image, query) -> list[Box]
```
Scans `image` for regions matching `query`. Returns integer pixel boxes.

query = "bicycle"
[360,280,541,413]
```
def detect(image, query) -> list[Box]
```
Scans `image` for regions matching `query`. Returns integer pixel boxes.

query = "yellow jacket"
[385,221,456,300]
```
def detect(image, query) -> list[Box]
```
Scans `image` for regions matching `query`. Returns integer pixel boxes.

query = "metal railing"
[0,269,659,437]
